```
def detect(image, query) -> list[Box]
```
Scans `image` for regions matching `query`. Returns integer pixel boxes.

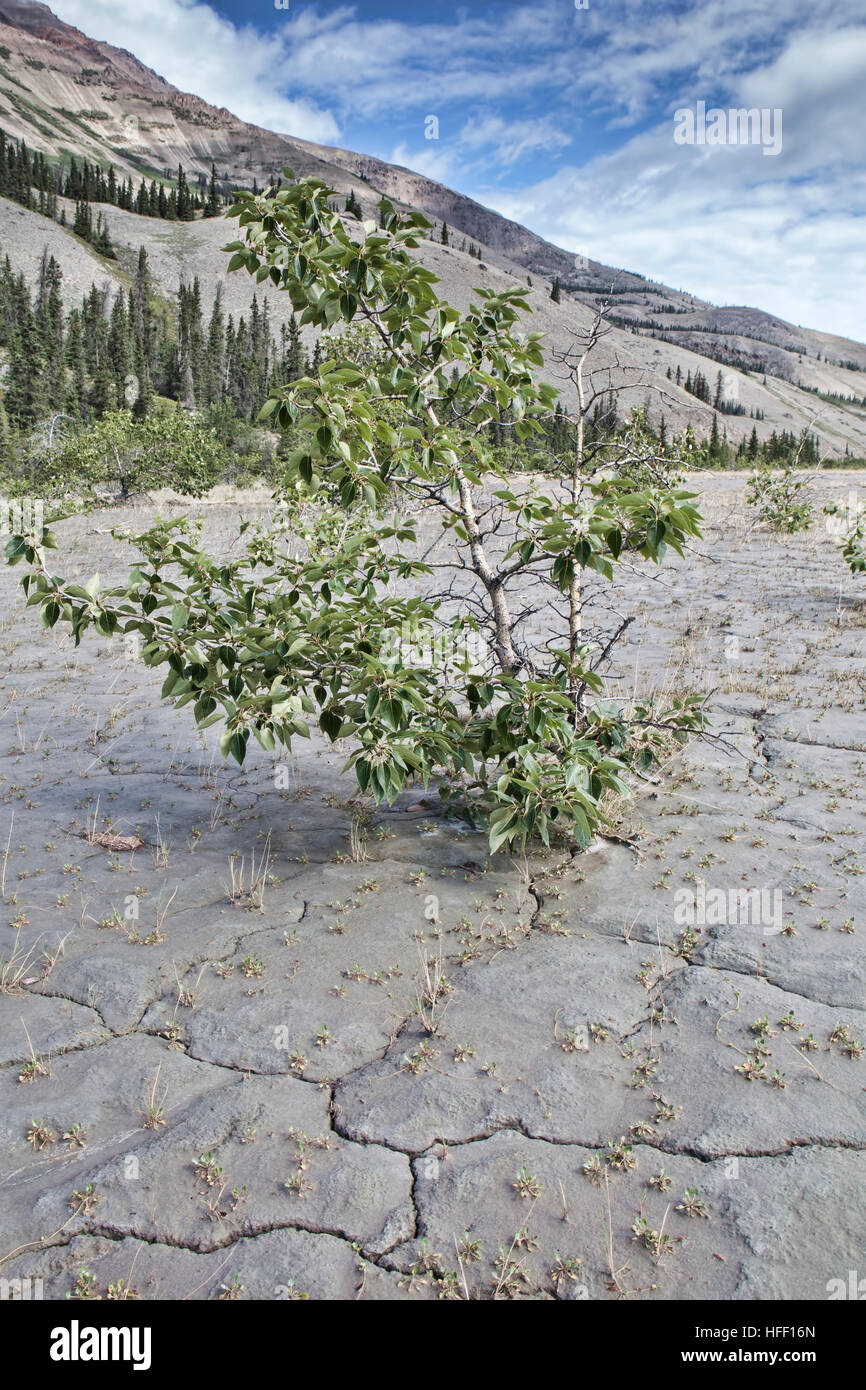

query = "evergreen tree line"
[0,129,53,209]
[798,381,866,408]
[0,245,842,476]
[482,392,826,474]
[734,426,823,467]
[0,246,319,440]
[682,366,712,404]
[0,127,228,224]
[696,419,823,469]
[69,201,116,258]
[665,363,764,419]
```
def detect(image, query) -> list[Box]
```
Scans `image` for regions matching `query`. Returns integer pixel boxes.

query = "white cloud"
[479,109,866,338]
[43,0,866,341]
[389,114,572,184]
[47,0,866,147]
[47,0,341,141]
[456,9,866,338]
[389,141,456,183]
[458,115,573,168]
[735,25,866,170]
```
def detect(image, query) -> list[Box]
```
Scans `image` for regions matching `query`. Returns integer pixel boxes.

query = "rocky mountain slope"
[1,0,864,455]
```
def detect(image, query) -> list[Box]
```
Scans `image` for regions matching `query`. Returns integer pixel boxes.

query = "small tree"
[42,408,233,500]
[746,429,821,533]
[205,163,221,218]
[550,276,561,304]
[7,174,705,851]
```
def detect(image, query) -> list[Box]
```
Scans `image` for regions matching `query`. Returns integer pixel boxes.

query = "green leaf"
[41,600,60,629]
[320,708,343,740]
[488,812,518,855]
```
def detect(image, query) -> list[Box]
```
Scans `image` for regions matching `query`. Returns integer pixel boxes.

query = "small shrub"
[747,463,814,533]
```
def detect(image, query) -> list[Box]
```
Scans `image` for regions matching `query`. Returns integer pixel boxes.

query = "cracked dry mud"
[0,472,863,1301]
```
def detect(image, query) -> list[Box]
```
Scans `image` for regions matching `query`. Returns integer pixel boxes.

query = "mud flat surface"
[0,472,863,1301]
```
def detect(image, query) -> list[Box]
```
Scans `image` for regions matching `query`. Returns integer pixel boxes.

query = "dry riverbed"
[0,472,863,1301]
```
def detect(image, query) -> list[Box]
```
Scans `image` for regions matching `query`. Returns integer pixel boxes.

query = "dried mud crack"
[1,475,864,1300]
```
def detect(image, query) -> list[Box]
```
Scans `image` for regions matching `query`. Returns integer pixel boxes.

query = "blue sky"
[48,0,866,340]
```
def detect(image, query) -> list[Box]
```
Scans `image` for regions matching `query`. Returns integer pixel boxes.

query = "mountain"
[1,0,865,456]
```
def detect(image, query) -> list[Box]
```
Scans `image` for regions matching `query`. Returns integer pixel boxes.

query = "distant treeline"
[0,246,319,445]
[484,396,827,473]
[0,141,855,479]
[0,126,234,225]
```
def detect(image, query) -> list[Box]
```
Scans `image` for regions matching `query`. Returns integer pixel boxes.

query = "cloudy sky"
[48,0,866,340]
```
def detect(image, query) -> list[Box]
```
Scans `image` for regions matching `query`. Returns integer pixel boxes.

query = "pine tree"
[64,308,87,419]
[5,312,46,425]
[88,355,116,416]
[174,277,205,406]
[550,277,561,304]
[131,247,154,370]
[284,313,304,382]
[440,221,449,246]
[550,401,569,453]
[132,330,152,418]
[708,413,721,463]
[108,290,130,404]
[73,200,93,242]
[0,398,13,466]
[204,287,225,405]
[176,164,194,221]
[36,250,63,361]
[205,162,221,217]
[92,212,115,259]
